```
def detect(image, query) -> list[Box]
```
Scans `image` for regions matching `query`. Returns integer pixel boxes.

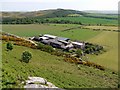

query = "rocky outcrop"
[24,77,58,88]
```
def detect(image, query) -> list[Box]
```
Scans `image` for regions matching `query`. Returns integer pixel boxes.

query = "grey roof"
[57,37,70,41]
[43,34,57,39]
[49,40,63,45]
[41,39,50,43]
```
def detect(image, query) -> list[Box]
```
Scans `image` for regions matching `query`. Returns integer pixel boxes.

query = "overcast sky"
[0,0,119,11]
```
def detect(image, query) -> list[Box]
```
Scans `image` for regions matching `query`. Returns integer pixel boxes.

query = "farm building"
[72,41,85,49]
[57,37,70,42]
[43,34,57,39]
[49,40,63,48]
[31,34,85,50]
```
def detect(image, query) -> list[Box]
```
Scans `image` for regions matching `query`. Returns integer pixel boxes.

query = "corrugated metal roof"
[72,42,84,46]
[43,34,57,39]
[50,40,63,45]
[39,37,48,40]
[57,37,70,41]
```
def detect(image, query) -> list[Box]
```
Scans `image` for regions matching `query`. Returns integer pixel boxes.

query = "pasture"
[2,24,101,41]
[84,26,118,31]
[48,16,118,26]
[87,31,118,71]
[2,24,118,71]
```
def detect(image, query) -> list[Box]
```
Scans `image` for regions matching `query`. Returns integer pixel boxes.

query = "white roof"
[72,42,84,46]
[39,37,48,40]
[43,34,57,39]
[66,43,73,48]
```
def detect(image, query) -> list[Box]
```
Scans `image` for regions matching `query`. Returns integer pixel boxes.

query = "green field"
[2,24,101,41]
[2,24,118,71]
[86,13,118,19]
[87,31,118,71]
[48,16,118,26]
[2,42,118,88]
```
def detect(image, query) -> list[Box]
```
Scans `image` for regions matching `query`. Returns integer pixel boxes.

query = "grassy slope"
[87,31,118,71]
[48,16,118,25]
[2,42,118,88]
[2,24,78,37]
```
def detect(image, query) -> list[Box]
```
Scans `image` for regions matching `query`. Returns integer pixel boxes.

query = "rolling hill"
[1,9,86,19]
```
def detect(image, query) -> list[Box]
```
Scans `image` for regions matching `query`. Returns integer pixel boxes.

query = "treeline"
[2,17,82,25]
[83,15,117,20]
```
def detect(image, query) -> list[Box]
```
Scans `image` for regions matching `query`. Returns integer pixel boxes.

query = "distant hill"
[1,9,117,25]
[84,10,118,14]
[2,9,86,19]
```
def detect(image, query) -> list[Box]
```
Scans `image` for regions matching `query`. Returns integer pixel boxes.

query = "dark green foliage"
[21,51,32,63]
[37,43,54,53]
[44,45,54,53]
[84,43,103,55]
[75,49,83,58]
[37,43,44,49]
[2,17,82,25]
[6,42,13,51]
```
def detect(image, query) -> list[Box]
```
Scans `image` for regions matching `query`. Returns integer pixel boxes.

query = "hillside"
[2,9,85,19]
[84,10,118,14]
[2,41,118,88]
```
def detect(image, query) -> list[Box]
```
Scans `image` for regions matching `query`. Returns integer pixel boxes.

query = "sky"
[0,0,119,11]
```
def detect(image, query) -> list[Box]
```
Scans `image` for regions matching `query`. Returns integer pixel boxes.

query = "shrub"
[6,42,13,51]
[44,45,54,53]
[37,43,54,53]
[21,51,32,63]
[75,49,83,58]
[37,43,44,49]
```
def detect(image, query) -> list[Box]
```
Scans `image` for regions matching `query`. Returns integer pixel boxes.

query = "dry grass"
[84,26,118,31]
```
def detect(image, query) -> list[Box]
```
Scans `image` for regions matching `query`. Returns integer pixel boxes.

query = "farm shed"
[49,40,63,48]
[57,37,70,42]
[32,36,41,41]
[39,37,49,40]
[43,34,57,39]
[72,42,85,49]
[41,39,50,45]
[66,43,74,49]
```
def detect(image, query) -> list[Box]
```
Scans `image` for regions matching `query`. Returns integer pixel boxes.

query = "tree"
[6,42,13,51]
[21,51,32,63]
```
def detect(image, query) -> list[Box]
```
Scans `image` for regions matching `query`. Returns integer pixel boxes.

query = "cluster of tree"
[83,15,117,20]
[2,17,82,25]
[84,43,103,55]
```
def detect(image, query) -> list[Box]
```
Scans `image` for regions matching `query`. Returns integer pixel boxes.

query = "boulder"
[24,77,58,88]
[26,77,47,84]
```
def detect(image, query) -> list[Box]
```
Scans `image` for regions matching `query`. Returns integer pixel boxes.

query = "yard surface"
[2,24,118,71]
